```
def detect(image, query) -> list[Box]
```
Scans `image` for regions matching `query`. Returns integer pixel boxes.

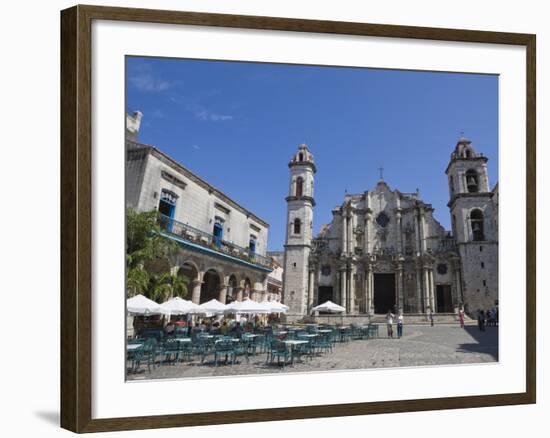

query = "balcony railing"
[437,238,458,252]
[158,214,272,269]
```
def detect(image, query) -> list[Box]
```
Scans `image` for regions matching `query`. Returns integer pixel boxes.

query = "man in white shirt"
[385,310,395,338]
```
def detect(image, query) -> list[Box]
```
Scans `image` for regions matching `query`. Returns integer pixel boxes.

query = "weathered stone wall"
[459,242,498,314]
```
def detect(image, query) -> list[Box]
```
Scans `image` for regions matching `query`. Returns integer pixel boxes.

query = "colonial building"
[126,111,276,304]
[282,139,498,318]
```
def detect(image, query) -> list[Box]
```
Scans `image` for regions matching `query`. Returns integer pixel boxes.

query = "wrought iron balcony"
[157,214,272,269]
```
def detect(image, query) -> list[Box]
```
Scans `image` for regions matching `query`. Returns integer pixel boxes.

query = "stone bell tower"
[446,136,498,314]
[283,144,316,318]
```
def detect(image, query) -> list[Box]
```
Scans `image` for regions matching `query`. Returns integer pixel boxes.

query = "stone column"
[341,213,348,254]
[368,266,375,315]
[262,276,269,300]
[454,267,463,307]
[413,213,421,255]
[350,211,356,254]
[396,264,404,313]
[349,264,356,314]
[347,214,353,254]
[423,267,431,313]
[364,212,371,255]
[419,210,427,253]
[307,268,315,311]
[340,267,347,312]
[191,279,202,304]
[415,267,423,313]
[218,283,228,304]
[396,210,403,254]
[429,269,436,312]
[363,269,369,314]
[235,286,244,302]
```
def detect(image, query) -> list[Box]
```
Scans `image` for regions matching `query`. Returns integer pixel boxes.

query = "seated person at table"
[231,321,243,336]
[220,320,229,335]
[164,321,176,336]
[174,319,186,327]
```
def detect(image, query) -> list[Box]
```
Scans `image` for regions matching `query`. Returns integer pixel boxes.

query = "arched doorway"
[178,262,198,299]
[200,269,221,303]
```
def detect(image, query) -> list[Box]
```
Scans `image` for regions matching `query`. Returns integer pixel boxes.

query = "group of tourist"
[384,311,404,338]
[384,307,498,335]
[477,308,499,331]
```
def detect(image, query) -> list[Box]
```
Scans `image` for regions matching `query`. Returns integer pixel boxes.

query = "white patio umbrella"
[261,300,289,314]
[226,298,270,314]
[192,298,227,315]
[312,300,346,314]
[126,294,161,315]
[160,297,199,315]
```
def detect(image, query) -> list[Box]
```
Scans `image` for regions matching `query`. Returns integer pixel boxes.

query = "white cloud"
[129,73,172,92]
[187,104,234,122]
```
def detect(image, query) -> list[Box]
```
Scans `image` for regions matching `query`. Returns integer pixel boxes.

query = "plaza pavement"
[127,324,498,381]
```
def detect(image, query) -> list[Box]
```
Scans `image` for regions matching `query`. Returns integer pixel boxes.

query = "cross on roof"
[377,166,384,180]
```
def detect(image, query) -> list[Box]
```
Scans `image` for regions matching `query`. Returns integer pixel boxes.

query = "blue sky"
[126,56,498,251]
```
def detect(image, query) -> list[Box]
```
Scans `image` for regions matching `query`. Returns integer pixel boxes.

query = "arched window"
[293,218,302,235]
[296,177,304,197]
[298,153,304,162]
[465,169,479,193]
[470,209,484,241]
[450,175,454,194]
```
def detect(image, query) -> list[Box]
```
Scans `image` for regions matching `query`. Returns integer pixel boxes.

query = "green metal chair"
[367,324,379,339]
[233,339,250,364]
[214,340,236,366]
[193,337,213,364]
[267,340,290,368]
[314,333,333,354]
[162,338,180,365]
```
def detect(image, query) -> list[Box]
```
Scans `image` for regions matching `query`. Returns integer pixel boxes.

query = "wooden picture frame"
[60,4,536,433]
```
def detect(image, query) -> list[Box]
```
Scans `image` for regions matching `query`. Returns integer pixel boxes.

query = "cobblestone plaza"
[127,324,498,381]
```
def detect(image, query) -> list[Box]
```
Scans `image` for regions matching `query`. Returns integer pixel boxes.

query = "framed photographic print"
[60,4,536,433]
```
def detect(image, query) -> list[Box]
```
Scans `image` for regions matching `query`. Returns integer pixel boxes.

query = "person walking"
[397,313,404,338]
[478,310,486,332]
[429,309,434,327]
[385,310,395,338]
[458,309,465,329]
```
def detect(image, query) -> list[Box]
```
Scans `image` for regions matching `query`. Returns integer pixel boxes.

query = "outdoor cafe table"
[300,334,318,338]
[127,344,143,351]
[283,339,309,364]
[318,329,332,333]
[175,338,192,343]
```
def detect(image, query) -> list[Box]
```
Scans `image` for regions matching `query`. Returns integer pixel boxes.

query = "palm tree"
[126,208,177,269]
[126,266,149,297]
[148,272,189,302]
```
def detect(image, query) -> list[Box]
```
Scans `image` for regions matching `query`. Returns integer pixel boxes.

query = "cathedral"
[282,138,498,319]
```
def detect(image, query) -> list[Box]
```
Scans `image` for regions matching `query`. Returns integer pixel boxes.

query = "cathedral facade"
[282,139,498,318]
